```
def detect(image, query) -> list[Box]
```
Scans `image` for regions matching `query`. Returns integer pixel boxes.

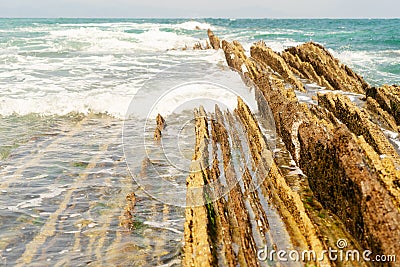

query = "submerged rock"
[119,192,136,230]
[153,113,166,141]
[193,40,211,50]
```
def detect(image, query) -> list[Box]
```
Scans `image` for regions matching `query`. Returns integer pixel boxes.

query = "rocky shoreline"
[177,31,400,266]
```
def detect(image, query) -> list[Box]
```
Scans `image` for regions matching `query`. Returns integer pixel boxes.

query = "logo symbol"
[336,239,348,249]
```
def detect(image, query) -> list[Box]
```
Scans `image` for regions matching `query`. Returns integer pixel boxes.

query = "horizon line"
[0,16,399,19]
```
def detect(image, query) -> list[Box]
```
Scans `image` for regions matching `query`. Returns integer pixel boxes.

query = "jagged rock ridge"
[183,99,331,266]
[216,34,400,264]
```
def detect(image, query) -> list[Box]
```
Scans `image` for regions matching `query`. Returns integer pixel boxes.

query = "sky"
[0,0,399,18]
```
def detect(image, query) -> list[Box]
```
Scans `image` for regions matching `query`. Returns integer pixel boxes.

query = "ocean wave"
[1,19,398,119]
[254,29,305,36]
[48,26,199,52]
[134,28,198,51]
[331,49,400,85]
[0,50,228,119]
[0,92,133,118]
[3,20,212,53]
[174,21,214,30]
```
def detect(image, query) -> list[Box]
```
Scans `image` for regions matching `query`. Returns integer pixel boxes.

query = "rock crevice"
[216,33,400,264]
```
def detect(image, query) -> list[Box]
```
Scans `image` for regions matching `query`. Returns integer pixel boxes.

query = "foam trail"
[174,21,214,30]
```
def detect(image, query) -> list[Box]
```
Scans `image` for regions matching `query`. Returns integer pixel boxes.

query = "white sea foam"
[48,25,200,52]
[255,29,304,35]
[332,49,400,66]
[147,83,240,119]
[1,20,397,119]
[330,48,400,85]
[0,92,133,118]
[174,21,214,30]
[0,50,228,119]
[15,185,66,209]
[135,28,198,51]
[0,23,216,118]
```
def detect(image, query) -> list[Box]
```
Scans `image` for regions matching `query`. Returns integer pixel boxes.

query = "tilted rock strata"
[221,40,260,82]
[297,122,400,258]
[318,92,400,167]
[366,96,399,132]
[183,105,259,266]
[282,42,369,93]
[212,106,260,267]
[366,85,400,126]
[207,29,220,49]
[250,44,306,92]
[183,98,331,266]
[183,107,215,267]
[153,113,166,141]
[219,35,400,263]
[236,97,330,266]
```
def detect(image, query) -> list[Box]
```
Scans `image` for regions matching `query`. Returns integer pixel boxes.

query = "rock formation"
[213,34,400,264]
[318,92,400,166]
[282,42,369,93]
[366,96,399,132]
[180,31,400,266]
[250,43,306,92]
[119,192,136,230]
[183,99,331,266]
[221,40,260,82]
[153,113,166,141]
[207,29,220,49]
[366,85,400,127]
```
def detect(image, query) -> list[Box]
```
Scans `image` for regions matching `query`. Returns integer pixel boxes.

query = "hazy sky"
[1,0,399,18]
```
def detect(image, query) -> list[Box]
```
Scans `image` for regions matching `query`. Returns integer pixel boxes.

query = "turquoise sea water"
[0,18,398,118]
[0,18,399,266]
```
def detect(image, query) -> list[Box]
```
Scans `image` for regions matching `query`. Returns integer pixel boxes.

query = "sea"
[0,18,399,266]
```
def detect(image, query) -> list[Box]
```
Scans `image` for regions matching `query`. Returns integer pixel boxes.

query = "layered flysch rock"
[183,99,331,266]
[207,29,221,49]
[250,42,306,92]
[318,92,400,167]
[153,113,166,141]
[181,31,400,265]
[366,85,400,127]
[282,42,369,93]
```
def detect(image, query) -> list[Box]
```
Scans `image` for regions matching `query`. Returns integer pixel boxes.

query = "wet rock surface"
[366,85,400,127]
[318,92,400,166]
[183,99,332,266]
[251,43,306,92]
[282,42,369,94]
[119,192,136,230]
[185,30,400,266]
[153,113,166,141]
[207,29,220,49]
